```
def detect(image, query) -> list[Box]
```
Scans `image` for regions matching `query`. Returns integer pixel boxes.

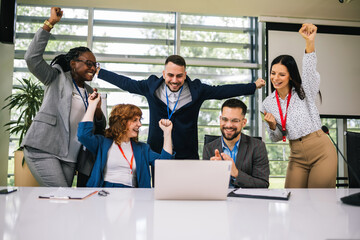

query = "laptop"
[154,160,231,200]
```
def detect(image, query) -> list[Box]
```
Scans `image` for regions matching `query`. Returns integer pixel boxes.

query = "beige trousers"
[285,129,338,188]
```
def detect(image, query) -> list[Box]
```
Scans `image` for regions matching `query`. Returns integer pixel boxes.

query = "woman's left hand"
[299,23,317,41]
[299,23,317,53]
[159,119,173,133]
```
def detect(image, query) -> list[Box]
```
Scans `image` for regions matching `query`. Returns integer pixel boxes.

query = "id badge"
[282,129,287,142]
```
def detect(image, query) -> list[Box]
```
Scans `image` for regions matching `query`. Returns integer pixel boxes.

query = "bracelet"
[44,20,54,29]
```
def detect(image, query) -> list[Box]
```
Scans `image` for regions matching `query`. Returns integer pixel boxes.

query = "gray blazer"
[203,134,269,188]
[22,28,104,159]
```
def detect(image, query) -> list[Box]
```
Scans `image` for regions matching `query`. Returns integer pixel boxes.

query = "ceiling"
[19,0,360,22]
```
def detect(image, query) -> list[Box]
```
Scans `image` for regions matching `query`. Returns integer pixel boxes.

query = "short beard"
[221,128,241,141]
[166,83,182,93]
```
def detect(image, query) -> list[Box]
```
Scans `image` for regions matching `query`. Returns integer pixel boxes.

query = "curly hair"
[50,46,92,72]
[104,104,142,144]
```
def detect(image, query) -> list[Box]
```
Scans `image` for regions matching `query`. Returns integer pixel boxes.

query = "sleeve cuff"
[161,149,175,159]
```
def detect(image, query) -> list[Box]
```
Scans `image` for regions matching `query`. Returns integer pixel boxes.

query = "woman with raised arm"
[22,7,105,187]
[262,23,337,188]
[78,92,174,188]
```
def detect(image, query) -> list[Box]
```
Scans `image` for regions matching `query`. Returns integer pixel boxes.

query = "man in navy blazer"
[203,99,269,188]
[98,55,265,159]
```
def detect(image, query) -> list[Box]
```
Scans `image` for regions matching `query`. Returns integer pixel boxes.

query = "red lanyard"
[117,143,134,174]
[275,90,292,142]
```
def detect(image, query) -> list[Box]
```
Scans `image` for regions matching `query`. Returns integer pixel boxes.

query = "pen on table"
[49,196,70,200]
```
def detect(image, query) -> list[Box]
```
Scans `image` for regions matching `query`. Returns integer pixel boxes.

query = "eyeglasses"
[220,117,244,124]
[75,59,100,68]
[98,190,110,197]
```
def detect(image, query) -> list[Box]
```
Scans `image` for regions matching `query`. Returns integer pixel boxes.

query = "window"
[9,5,258,185]
[12,4,315,188]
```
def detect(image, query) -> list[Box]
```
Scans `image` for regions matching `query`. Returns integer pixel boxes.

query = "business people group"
[22,7,336,189]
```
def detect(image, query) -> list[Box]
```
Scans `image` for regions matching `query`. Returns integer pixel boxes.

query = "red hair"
[104,104,142,144]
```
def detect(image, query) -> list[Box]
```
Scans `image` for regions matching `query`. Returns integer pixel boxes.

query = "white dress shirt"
[155,81,192,112]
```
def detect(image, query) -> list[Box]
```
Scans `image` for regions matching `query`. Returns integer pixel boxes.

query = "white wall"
[268,30,360,117]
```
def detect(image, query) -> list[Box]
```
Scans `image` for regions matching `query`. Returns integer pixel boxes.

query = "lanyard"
[72,79,88,111]
[166,86,183,120]
[275,89,292,142]
[117,143,134,174]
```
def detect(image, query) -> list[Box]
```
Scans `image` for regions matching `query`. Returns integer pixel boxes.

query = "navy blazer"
[78,122,173,188]
[98,69,256,159]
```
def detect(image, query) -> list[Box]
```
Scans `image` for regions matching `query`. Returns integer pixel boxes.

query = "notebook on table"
[228,188,291,201]
[154,160,231,200]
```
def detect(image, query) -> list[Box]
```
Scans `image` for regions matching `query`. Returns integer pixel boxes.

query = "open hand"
[210,150,238,177]
[210,149,222,161]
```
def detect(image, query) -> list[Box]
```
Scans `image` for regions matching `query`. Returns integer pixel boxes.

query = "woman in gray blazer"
[22,7,104,187]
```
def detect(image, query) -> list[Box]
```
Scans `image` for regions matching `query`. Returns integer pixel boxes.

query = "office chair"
[204,135,220,145]
[346,131,360,188]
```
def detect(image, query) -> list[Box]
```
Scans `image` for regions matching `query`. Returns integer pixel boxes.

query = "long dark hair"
[270,55,305,100]
[50,46,92,72]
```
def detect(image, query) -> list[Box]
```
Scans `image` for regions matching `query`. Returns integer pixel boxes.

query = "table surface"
[1,187,360,240]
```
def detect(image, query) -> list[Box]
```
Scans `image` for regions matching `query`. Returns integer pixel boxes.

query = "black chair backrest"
[346,131,360,188]
[204,135,220,145]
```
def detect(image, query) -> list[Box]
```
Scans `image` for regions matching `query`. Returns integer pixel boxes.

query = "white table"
[1,187,359,240]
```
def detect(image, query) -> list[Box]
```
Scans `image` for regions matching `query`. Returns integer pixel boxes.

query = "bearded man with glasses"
[203,98,269,188]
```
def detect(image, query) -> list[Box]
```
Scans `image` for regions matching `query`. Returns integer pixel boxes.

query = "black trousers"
[77,172,90,187]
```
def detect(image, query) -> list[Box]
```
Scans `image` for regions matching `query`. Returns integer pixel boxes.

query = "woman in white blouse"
[262,23,337,188]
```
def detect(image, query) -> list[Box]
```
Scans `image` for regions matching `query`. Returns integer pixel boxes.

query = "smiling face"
[163,62,187,92]
[270,63,291,93]
[105,104,142,144]
[125,116,142,141]
[70,51,97,83]
[220,107,247,142]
